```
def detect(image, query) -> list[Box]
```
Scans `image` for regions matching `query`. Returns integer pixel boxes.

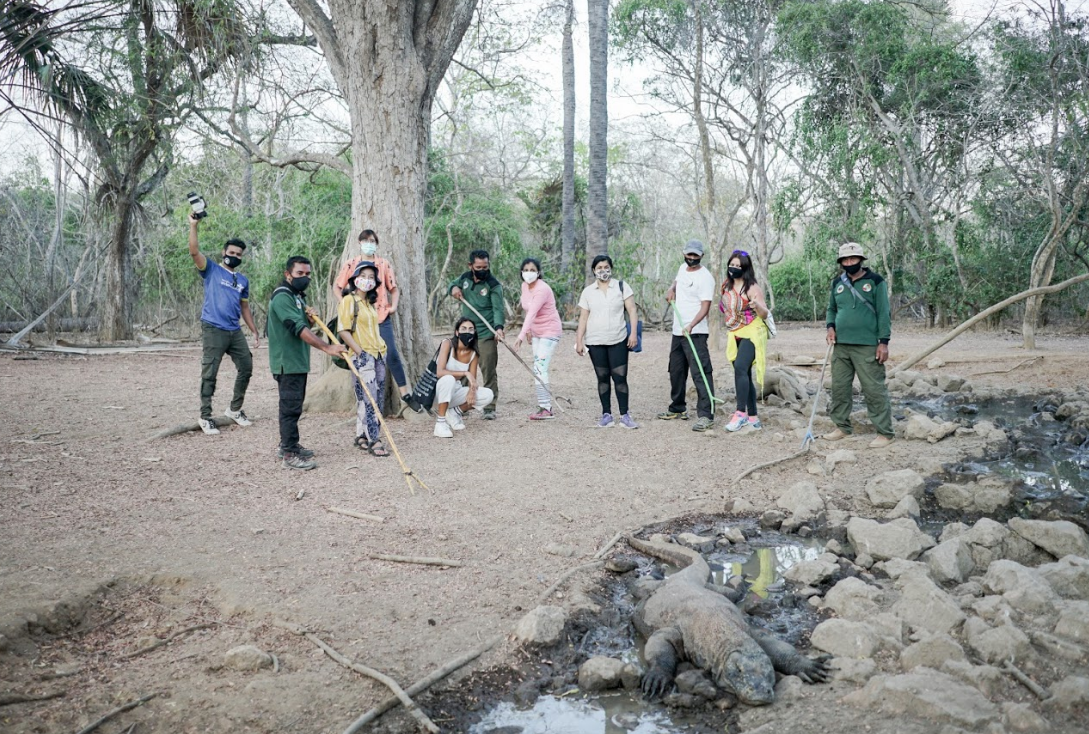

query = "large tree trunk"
[560,0,577,281]
[99,194,136,341]
[585,0,608,272]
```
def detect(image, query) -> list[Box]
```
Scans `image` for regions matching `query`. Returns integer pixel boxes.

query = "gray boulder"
[904,414,940,441]
[922,537,975,584]
[887,494,921,520]
[874,558,930,580]
[1001,702,1050,733]
[936,374,966,392]
[934,482,974,511]
[224,644,274,672]
[832,658,877,684]
[823,577,882,621]
[892,573,966,635]
[842,668,999,728]
[578,656,625,691]
[783,553,839,586]
[775,481,826,523]
[942,660,1007,698]
[1038,555,1089,599]
[1052,600,1089,643]
[900,633,966,671]
[620,662,642,690]
[825,449,857,473]
[1008,518,1089,559]
[1046,676,1089,709]
[963,617,1032,665]
[847,517,935,561]
[972,476,1015,513]
[865,469,926,508]
[982,560,1060,615]
[810,618,880,658]
[514,606,567,646]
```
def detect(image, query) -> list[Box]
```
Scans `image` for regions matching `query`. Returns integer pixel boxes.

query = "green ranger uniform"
[826,269,893,438]
[450,271,505,415]
[268,284,311,374]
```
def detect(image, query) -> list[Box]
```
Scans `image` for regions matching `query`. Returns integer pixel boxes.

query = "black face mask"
[727,266,743,279]
[458,333,476,347]
[223,255,242,269]
[473,269,490,281]
[290,276,311,293]
[843,262,863,276]
[685,257,701,268]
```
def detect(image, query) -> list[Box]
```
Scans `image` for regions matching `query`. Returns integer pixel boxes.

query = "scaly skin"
[628,535,830,705]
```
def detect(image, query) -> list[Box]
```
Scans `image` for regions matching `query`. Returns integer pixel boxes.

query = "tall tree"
[283,0,477,373]
[586,0,609,270]
[561,0,577,279]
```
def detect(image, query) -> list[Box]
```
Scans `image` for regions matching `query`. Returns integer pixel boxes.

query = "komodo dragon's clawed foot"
[795,654,833,684]
[641,667,673,700]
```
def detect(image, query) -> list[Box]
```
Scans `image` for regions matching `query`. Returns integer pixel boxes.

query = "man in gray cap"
[824,242,894,448]
[660,239,718,431]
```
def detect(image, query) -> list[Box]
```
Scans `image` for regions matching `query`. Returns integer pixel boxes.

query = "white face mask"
[595,268,611,281]
[522,271,539,284]
[360,241,377,256]
[355,277,376,291]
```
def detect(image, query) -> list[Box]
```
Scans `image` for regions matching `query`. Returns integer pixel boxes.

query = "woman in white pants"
[434,317,494,438]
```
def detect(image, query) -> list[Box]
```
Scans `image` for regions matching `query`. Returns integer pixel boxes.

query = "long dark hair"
[349,264,379,304]
[724,250,758,296]
[452,316,479,354]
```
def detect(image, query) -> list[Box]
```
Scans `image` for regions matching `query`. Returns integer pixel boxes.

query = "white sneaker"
[224,409,252,427]
[433,419,453,438]
[724,411,749,432]
[198,418,220,435]
[448,408,466,431]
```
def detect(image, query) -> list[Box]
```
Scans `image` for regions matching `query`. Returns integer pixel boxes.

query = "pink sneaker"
[529,408,554,421]
[725,411,749,432]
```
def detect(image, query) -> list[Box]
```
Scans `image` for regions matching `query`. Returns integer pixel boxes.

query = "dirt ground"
[1,322,1087,734]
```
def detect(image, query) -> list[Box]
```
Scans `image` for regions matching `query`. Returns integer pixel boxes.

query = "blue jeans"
[378,318,406,388]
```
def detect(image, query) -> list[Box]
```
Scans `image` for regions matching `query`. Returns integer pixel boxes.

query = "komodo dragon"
[629,535,830,705]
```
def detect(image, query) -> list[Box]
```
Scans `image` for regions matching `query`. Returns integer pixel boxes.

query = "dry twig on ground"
[73,693,157,734]
[121,622,216,659]
[326,506,384,523]
[367,553,462,568]
[0,690,66,707]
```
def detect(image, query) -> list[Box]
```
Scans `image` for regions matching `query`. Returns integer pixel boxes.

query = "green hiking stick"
[668,299,726,411]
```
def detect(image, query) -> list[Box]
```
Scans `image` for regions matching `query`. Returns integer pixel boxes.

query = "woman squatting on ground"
[720,249,770,433]
[575,255,640,429]
[433,317,495,438]
[337,261,390,457]
[513,257,563,420]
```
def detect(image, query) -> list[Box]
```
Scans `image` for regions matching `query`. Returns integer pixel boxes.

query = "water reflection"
[710,542,823,598]
[471,693,678,734]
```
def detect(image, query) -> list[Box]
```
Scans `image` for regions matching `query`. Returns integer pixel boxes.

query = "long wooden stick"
[367,553,462,568]
[73,693,157,734]
[892,272,1089,375]
[0,690,65,707]
[326,506,385,523]
[734,447,811,487]
[969,356,1040,376]
[311,318,428,494]
[1002,660,1050,700]
[304,633,439,733]
[457,298,568,412]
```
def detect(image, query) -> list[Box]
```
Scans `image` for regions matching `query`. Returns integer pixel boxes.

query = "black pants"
[588,341,630,415]
[275,373,307,451]
[732,337,758,415]
[668,334,715,419]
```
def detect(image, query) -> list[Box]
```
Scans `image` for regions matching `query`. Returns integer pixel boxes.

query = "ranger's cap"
[837,242,867,262]
[683,239,705,256]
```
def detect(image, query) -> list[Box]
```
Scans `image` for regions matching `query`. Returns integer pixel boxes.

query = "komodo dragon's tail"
[627,535,711,584]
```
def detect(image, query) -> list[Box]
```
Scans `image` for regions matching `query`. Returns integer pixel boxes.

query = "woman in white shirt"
[574,255,640,428]
[433,317,494,438]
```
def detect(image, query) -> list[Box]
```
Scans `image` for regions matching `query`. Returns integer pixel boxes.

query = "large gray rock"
[874,558,930,580]
[942,660,1006,698]
[847,517,935,561]
[923,537,975,584]
[1052,600,1089,643]
[514,606,567,646]
[865,469,926,508]
[1001,702,1050,733]
[1038,555,1089,599]
[892,573,966,635]
[842,668,999,728]
[810,618,879,658]
[674,669,717,700]
[825,449,857,473]
[224,644,274,672]
[1008,518,1089,559]
[578,656,625,691]
[832,658,877,683]
[964,617,1032,665]
[783,553,839,586]
[936,374,966,393]
[1045,676,1089,709]
[887,494,921,520]
[970,476,1015,513]
[900,633,966,671]
[934,482,974,511]
[904,414,940,441]
[982,560,1060,615]
[775,481,826,523]
[823,577,882,621]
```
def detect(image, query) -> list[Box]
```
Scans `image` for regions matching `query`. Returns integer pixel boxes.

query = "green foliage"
[768,254,835,322]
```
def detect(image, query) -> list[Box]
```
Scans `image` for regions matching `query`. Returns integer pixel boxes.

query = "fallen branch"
[121,622,216,659]
[1002,660,1049,700]
[73,693,157,734]
[367,553,462,568]
[594,532,624,560]
[302,632,439,733]
[969,357,1041,377]
[734,447,811,486]
[892,272,1089,375]
[151,417,234,440]
[326,507,384,523]
[0,690,66,707]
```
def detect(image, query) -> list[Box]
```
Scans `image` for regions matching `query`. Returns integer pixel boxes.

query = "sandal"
[368,440,390,458]
[354,436,369,450]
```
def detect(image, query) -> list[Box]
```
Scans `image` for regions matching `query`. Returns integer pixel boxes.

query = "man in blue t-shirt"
[189,213,260,435]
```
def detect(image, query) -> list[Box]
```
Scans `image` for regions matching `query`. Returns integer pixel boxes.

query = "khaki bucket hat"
[837,242,867,262]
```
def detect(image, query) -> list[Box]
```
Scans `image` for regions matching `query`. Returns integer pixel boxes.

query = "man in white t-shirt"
[659,239,718,431]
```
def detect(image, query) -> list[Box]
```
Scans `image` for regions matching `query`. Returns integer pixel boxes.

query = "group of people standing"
[189,209,896,470]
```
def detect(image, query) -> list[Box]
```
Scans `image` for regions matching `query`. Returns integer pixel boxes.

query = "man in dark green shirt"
[823,242,894,448]
[450,249,505,419]
[268,255,344,470]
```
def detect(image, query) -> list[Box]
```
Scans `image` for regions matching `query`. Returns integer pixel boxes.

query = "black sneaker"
[282,452,316,471]
[277,445,315,459]
[402,393,424,414]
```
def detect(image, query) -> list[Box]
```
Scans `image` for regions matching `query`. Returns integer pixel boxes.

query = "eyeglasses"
[732,250,749,257]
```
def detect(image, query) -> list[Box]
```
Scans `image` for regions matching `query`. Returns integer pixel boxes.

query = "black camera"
[188,192,208,220]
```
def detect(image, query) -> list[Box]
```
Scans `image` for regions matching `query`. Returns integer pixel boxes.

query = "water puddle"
[471,694,680,733]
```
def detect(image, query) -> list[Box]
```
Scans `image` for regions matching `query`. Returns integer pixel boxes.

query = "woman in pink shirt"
[513,257,563,419]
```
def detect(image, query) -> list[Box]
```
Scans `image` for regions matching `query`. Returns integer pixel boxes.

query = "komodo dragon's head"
[714,649,776,706]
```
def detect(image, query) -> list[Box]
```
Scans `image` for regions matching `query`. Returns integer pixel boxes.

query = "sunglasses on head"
[732,250,749,258]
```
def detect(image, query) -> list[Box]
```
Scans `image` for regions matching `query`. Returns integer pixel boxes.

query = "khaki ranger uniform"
[826,256,894,439]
